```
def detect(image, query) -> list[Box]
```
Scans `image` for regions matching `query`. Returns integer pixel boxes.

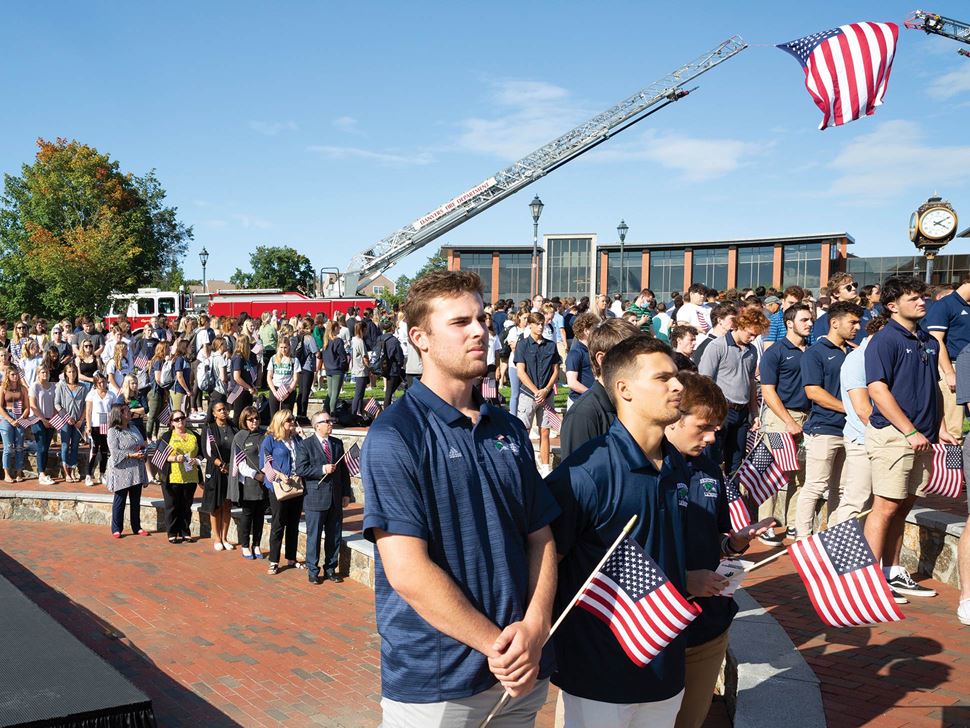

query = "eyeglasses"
[316,419,333,425]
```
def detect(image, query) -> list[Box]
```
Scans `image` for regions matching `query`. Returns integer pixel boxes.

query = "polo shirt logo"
[448,447,463,459]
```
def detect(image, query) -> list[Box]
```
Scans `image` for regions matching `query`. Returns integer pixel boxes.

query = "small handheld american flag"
[364,398,381,418]
[577,537,700,667]
[480,378,497,400]
[226,382,243,404]
[344,442,362,478]
[48,410,71,431]
[738,439,788,506]
[149,440,174,470]
[206,429,217,459]
[925,444,964,498]
[542,402,562,431]
[270,381,292,403]
[231,449,247,477]
[789,518,904,628]
[133,353,150,370]
[251,340,264,357]
[726,477,752,534]
[15,415,40,429]
[157,405,172,427]
[99,423,109,435]
[746,430,799,472]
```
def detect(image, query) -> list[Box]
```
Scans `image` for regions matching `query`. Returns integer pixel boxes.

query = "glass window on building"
[648,249,685,301]
[460,252,494,303]
[546,237,592,299]
[782,243,822,293]
[498,252,534,303]
[691,248,728,291]
[605,250,642,299]
[736,246,774,290]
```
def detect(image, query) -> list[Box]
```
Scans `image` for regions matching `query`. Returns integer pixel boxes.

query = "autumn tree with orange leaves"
[0,138,192,318]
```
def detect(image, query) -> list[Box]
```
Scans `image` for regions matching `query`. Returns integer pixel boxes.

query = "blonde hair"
[266,408,294,440]
[232,335,252,359]
[113,340,128,371]
[121,374,139,398]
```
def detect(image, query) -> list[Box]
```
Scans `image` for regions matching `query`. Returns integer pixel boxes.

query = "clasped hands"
[485,616,547,698]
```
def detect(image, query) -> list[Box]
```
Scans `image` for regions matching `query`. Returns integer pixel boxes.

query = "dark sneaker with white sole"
[889,589,909,605]
[758,529,785,546]
[887,572,936,598]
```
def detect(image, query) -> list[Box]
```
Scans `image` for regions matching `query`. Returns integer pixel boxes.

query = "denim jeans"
[0,420,25,473]
[60,424,81,468]
[351,377,368,416]
[31,422,55,474]
[705,406,751,476]
[111,484,143,534]
[508,365,522,416]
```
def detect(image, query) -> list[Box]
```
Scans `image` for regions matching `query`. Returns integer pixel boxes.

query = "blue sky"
[2,1,968,284]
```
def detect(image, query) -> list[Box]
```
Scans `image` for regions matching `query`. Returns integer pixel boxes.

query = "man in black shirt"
[559,319,638,459]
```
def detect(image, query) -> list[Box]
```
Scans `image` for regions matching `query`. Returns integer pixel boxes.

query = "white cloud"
[332,116,362,134]
[593,130,761,181]
[198,218,227,229]
[307,145,433,166]
[927,64,970,100]
[455,80,589,159]
[248,120,298,136]
[232,213,272,229]
[827,120,970,201]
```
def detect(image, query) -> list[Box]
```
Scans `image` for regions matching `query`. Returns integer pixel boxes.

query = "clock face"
[909,212,918,242]
[919,207,957,239]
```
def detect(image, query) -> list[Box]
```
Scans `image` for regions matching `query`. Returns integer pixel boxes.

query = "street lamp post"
[530,195,544,299]
[617,219,629,299]
[199,247,209,293]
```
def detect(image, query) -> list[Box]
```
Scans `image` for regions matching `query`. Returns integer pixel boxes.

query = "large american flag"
[577,538,701,667]
[726,477,751,534]
[926,444,964,498]
[344,442,362,478]
[738,439,789,505]
[778,22,899,130]
[789,518,904,627]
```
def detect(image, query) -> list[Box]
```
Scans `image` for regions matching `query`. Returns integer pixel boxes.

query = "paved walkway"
[1,490,967,726]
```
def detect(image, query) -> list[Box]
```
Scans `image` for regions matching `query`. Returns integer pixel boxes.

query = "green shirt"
[627,302,654,335]
[259,323,278,350]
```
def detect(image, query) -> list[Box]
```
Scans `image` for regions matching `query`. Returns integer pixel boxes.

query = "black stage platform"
[0,573,155,727]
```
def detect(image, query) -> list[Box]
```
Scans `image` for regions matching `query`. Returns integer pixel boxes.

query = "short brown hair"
[526,312,544,326]
[601,335,674,406]
[404,270,484,334]
[588,319,640,377]
[669,325,697,348]
[735,309,769,334]
[677,371,727,423]
[827,273,854,296]
[571,312,599,341]
[783,286,804,301]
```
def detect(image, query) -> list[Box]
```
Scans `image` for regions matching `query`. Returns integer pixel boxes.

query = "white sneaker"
[958,599,970,626]
[38,474,54,486]
[84,476,94,487]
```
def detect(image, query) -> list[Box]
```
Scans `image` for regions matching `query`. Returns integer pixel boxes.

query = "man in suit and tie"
[296,411,351,584]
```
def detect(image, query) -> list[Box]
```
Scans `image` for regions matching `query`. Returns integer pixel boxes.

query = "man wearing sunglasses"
[295,413,350,584]
[863,276,959,601]
[809,273,869,346]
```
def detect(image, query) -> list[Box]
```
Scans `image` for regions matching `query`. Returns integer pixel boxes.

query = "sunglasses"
[316,419,333,425]
[284,417,296,423]
[246,416,259,421]
[842,283,858,291]
[171,416,185,422]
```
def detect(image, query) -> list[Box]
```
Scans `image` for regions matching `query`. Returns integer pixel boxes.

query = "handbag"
[273,474,304,502]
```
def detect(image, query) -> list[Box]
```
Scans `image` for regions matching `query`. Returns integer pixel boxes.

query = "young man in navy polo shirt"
[794,301,862,539]
[809,273,867,346]
[547,335,691,726]
[665,372,775,728]
[514,312,561,476]
[362,270,560,727]
[863,276,959,600]
[925,273,970,442]
[758,304,814,544]
[563,313,598,411]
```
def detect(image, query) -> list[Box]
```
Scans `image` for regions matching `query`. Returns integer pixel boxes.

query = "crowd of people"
[361,268,969,728]
[1,266,968,727]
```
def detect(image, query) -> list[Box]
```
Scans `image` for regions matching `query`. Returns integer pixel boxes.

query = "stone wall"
[900,507,964,589]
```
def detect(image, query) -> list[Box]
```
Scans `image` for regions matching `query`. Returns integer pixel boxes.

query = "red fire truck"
[104,288,376,329]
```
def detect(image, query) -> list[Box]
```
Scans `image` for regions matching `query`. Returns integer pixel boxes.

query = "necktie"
[322,438,332,463]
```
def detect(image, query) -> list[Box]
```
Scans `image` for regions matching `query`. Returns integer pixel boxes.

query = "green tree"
[231,245,315,293]
[0,138,193,318]
[391,248,447,304]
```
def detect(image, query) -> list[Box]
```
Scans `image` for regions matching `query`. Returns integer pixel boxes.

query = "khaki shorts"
[940,378,966,443]
[517,395,555,430]
[865,424,931,500]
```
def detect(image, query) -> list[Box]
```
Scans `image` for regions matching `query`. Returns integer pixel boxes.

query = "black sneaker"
[887,572,937,598]
[758,529,785,546]
[889,588,909,605]
[785,527,796,540]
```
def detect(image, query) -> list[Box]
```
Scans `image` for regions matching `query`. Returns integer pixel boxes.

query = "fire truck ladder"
[343,36,748,295]
[905,10,970,54]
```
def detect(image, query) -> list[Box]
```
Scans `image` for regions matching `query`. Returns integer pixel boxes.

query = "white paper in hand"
[715,559,751,597]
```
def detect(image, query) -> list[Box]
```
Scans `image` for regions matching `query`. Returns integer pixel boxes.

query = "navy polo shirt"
[925,289,970,359]
[547,419,691,704]
[801,337,848,436]
[361,381,560,703]
[810,309,868,347]
[760,338,809,412]
[513,335,561,397]
[683,454,738,647]
[564,341,594,402]
[865,319,941,440]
